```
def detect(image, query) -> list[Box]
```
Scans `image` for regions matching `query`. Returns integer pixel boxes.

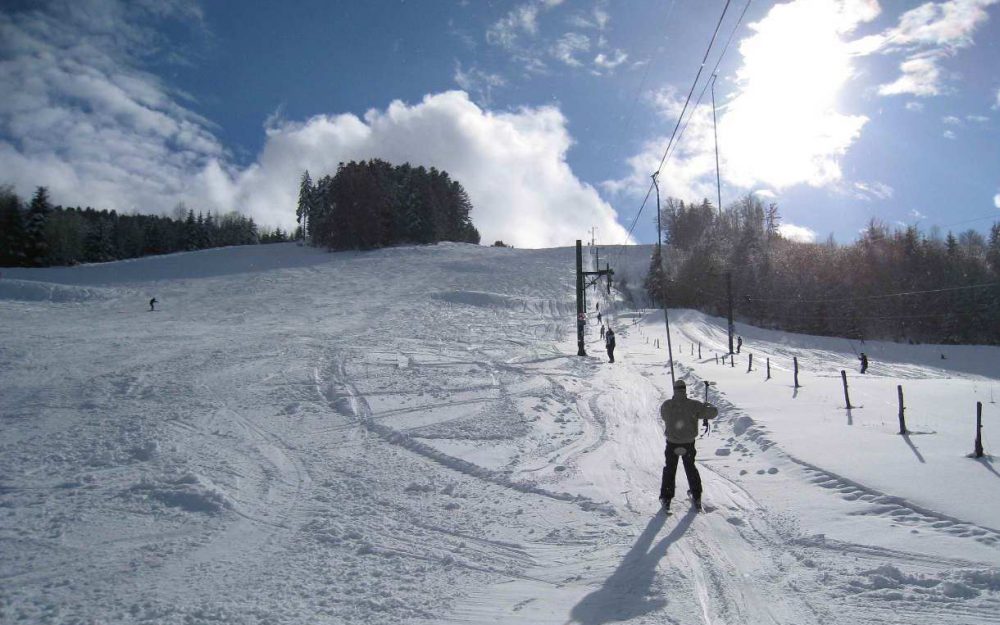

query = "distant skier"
[597,311,602,324]
[736,336,743,353]
[605,327,616,363]
[149,297,157,312]
[659,379,718,511]
[600,325,606,340]
[859,352,868,374]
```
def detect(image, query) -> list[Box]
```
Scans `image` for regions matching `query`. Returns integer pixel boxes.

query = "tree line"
[0,185,292,267]
[645,194,1000,345]
[296,159,480,250]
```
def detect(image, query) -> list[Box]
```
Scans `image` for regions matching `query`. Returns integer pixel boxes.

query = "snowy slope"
[1,242,999,625]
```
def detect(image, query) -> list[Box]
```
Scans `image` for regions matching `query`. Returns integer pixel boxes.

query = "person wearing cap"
[659,379,718,510]
[605,326,616,363]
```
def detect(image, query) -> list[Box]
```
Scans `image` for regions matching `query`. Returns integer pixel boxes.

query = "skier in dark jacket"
[659,379,717,511]
[600,325,606,340]
[736,336,743,353]
[149,297,157,311]
[605,327,616,363]
[859,352,868,374]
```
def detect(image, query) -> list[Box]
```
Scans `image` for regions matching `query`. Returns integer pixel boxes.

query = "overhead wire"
[611,0,749,274]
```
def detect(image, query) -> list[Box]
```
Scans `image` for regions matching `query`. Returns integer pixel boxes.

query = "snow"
[1,241,999,624]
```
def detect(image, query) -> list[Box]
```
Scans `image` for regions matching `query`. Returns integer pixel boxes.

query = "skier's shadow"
[569,508,696,625]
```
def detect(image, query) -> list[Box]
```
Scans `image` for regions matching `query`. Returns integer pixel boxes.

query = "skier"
[600,325,606,340]
[597,311,602,324]
[659,379,718,511]
[736,336,743,354]
[149,297,157,312]
[605,327,616,363]
[859,352,868,374]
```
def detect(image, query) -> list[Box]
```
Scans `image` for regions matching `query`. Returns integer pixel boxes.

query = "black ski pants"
[659,441,701,501]
[607,346,615,363]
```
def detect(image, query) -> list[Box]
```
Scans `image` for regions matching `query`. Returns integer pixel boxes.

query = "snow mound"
[431,290,572,316]
[129,472,233,514]
[0,279,117,302]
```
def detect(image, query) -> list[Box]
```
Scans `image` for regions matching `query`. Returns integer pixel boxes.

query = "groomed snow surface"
[2,241,999,624]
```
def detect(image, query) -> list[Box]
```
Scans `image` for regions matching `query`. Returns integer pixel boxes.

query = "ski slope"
[2,242,999,625]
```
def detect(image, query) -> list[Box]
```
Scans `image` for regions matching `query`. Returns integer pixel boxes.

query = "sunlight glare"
[721,0,873,190]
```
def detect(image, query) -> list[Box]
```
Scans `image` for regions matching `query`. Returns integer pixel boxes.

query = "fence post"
[897,385,907,434]
[747,353,753,373]
[730,353,735,368]
[841,370,852,409]
[793,357,800,388]
[690,343,694,356]
[715,353,719,365]
[766,358,771,380]
[699,343,702,359]
[975,401,984,458]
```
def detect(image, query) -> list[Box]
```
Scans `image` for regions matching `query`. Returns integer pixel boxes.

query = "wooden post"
[841,370,852,409]
[730,353,735,368]
[897,385,907,434]
[747,353,753,373]
[793,357,800,388]
[975,401,984,458]
[698,343,702,359]
[690,343,694,356]
[766,358,771,380]
[715,353,719,365]
[576,240,586,356]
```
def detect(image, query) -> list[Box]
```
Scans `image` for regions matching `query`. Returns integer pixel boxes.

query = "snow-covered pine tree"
[0,186,26,266]
[25,186,52,266]
[297,170,313,241]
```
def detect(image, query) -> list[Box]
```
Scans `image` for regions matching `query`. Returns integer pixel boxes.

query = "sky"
[1,0,998,248]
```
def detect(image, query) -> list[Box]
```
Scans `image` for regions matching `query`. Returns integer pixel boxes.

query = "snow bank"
[0,278,117,302]
[129,472,233,514]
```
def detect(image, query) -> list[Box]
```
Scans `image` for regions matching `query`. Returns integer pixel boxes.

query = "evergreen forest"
[0,186,289,267]
[644,194,1000,345]
[296,160,481,250]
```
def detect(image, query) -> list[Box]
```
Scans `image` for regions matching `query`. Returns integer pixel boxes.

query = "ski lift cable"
[685,279,998,304]
[746,281,1000,303]
[610,0,736,271]
[620,0,680,137]
[663,0,753,169]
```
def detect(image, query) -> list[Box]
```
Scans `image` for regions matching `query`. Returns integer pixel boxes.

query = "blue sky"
[1,0,998,247]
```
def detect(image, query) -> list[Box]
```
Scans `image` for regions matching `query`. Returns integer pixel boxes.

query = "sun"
[720,0,872,190]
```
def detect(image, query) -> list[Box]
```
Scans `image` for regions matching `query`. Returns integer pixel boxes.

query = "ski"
[688,490,703,512]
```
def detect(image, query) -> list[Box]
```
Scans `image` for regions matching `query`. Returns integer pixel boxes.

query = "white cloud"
[943,129,957,139]
[853,181,895,200]
[942,115,962,124]
[778,223,818,243]
[212,92,629,248]
[568,6,610,30]
[550,32,590,67]
[601,89,720,202]
[0,3,626,248]
[453,62,506,106]
[605,1,874,201]
[0,0,223,214]
[995,87,1000,109]
[718,0,872,189]
[871,0,998,97]
[966,114,989,122]
[905,101,925,111]
[594,50,628,71]
[878,53,945,97]
[486,3,541,49]
[885,0,998,49]
[910,208,926,220]
[994,192,1000,208]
